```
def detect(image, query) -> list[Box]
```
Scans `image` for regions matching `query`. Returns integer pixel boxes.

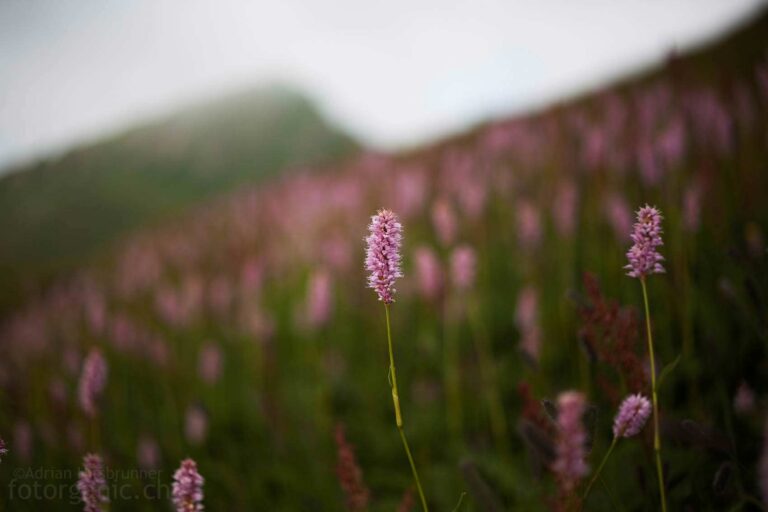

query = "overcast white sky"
[0,0,766,170]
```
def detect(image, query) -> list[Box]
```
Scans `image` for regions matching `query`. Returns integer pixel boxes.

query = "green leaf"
[658,354,682,388]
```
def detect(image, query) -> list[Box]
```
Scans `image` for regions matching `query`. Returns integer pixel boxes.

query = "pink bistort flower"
[625,205,665,279]
[613,394,652,438]
[137,436,161,470]
[365,209,403,304]
[198,343,223,385]
[517,200,542,249]
[77,453,108,512]
[431,199,457,246]
[552,391,589,492]
[78,348,108,418]
[552,180,578,238]
[184,405,208,446]
[414,246,442,301]
[734,381,756,415]
[306,269,333,328]
[450,245,477,291]
[172,458,204,512]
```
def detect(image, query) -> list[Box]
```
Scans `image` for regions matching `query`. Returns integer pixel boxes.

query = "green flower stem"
[443,305,463,443]
[599,476,623,512]
[469,301,508,454]
[583,436,617,502]
[90,413,101,453]
[385,304,429,512]
[641,277,667,512]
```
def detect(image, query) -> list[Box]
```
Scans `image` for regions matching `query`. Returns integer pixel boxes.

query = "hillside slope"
[0,86,358,311]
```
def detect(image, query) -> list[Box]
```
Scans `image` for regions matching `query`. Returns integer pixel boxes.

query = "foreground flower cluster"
[365,209,403,304]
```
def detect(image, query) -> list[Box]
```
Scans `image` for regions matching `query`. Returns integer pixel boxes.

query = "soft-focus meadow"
[2,11,768,512]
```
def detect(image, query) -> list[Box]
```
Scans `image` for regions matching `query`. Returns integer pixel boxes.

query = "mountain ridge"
[0,84,359,312]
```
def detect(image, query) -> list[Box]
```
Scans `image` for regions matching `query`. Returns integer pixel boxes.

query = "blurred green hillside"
[0,86,359,313]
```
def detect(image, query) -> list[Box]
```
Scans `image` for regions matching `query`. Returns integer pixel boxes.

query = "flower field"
[1,13,768,512]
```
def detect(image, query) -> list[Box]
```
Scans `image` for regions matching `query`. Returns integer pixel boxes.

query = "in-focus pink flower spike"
[625,205,665,279]
[172,458,205,512]
[586,393,653,502]
[365,209,403,304]
[78,348,108,418]
[77,453,109,512]
[613,393,652,438]
[625,205,667,511]
[366,209,428,511]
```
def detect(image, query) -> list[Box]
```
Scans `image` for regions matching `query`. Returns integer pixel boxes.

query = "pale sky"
[0,0,766,170]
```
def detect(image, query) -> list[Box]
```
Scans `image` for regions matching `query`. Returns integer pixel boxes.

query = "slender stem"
[469,301,508,453]
[90,413,101,452]
[385,305,403,428]
[451,491,467,512]
[598,476,623,512]
[385,304,429,512]
[304,329,331,439]
[583,436,618,502]
[399,430,427,509]
[443,301,463,442]
[641,278,667,512]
